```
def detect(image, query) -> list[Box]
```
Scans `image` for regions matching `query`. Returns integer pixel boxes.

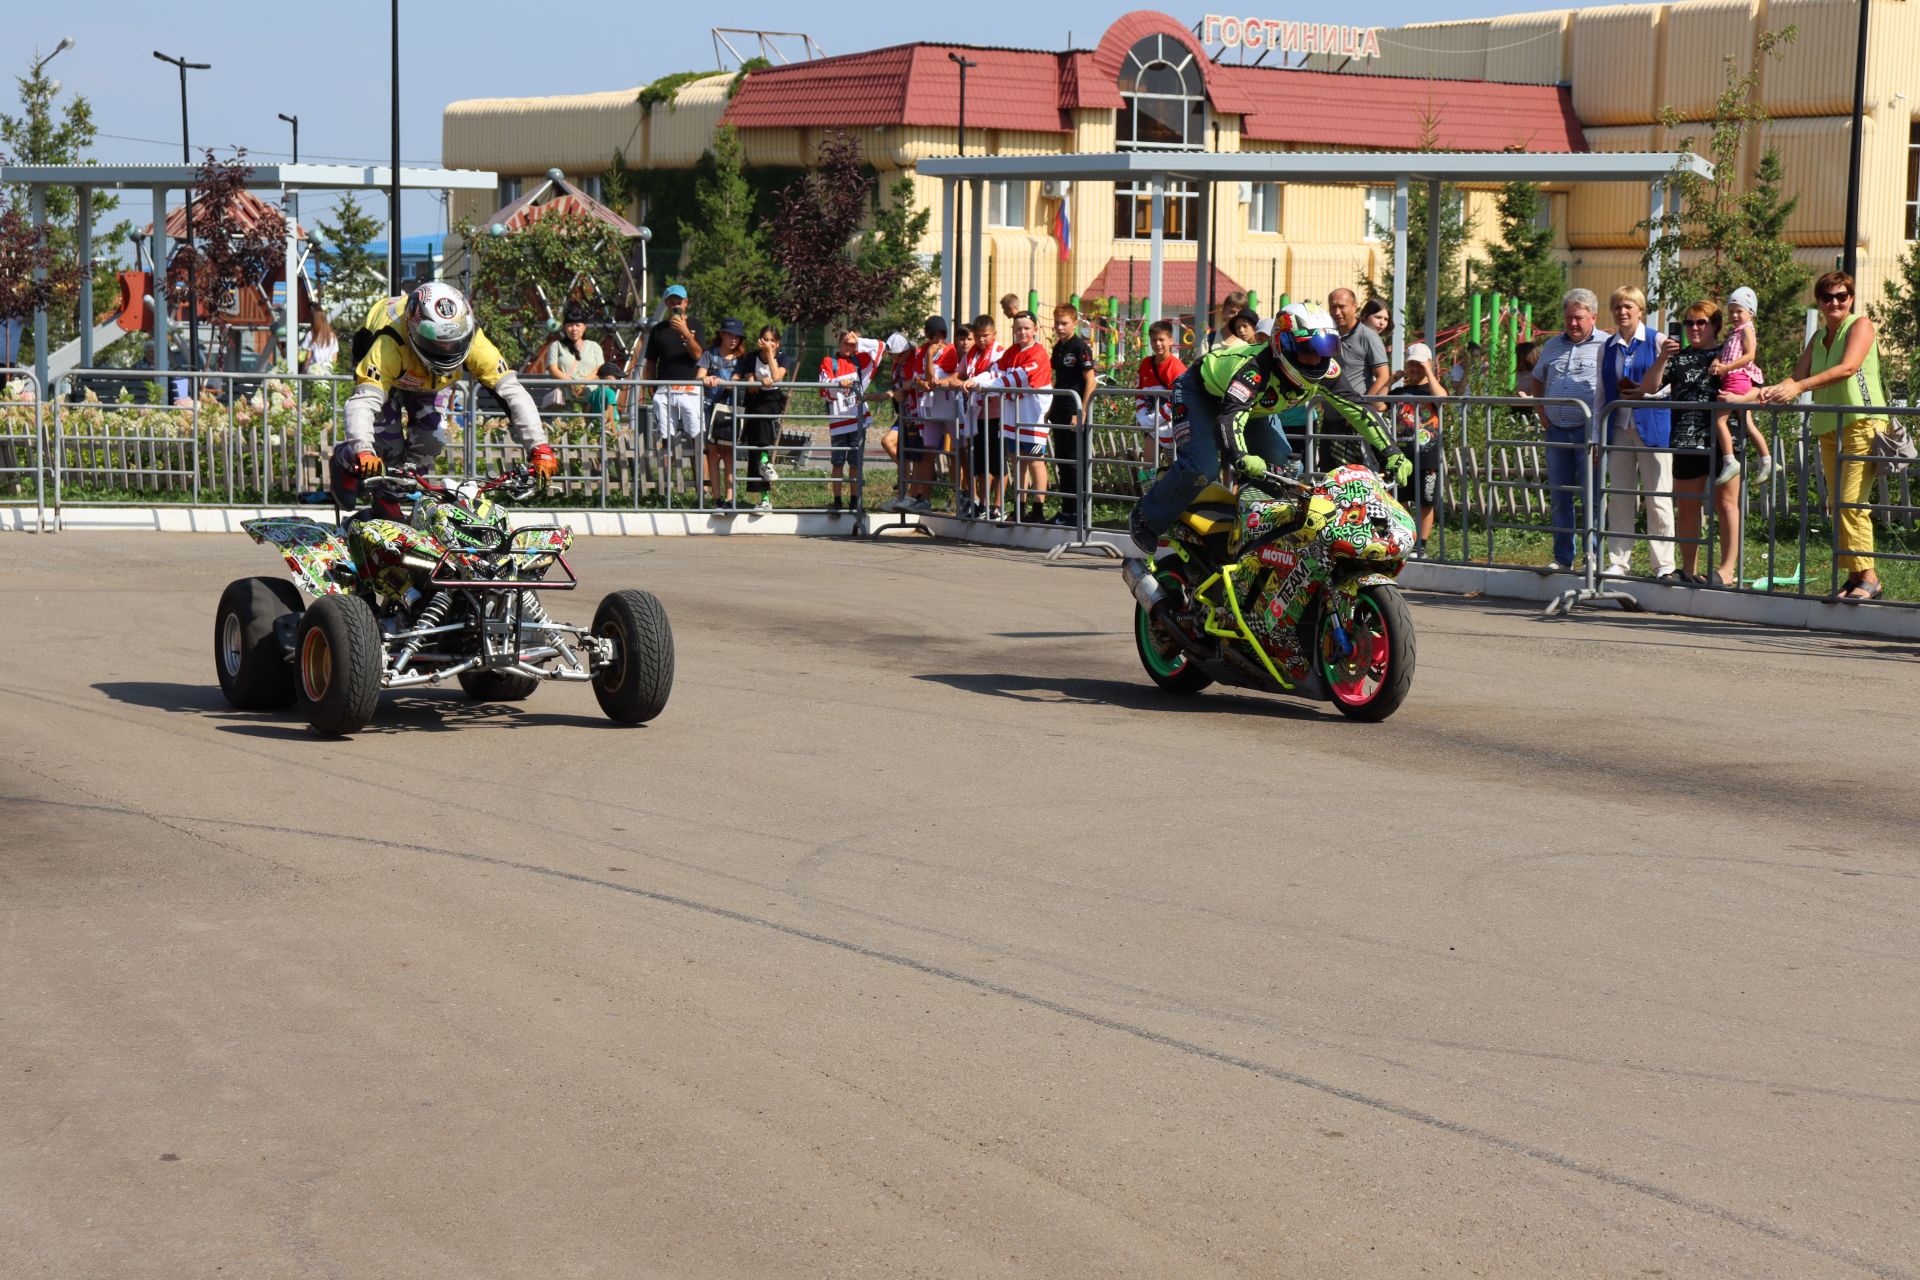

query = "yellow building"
[443,3,1919,317]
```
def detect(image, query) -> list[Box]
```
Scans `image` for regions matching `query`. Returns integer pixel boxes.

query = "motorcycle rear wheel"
[1134,585,1213,695]
[1321,584,1415,722]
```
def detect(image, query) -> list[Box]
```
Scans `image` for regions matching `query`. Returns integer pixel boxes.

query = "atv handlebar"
[362,464,540,501]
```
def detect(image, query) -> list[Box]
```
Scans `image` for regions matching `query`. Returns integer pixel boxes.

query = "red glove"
[528,443,559,479]
[353,451,384,476]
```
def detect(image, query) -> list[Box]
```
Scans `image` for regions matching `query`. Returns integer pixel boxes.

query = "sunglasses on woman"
[1684,319,1711,327]
[1817,290,1852,303]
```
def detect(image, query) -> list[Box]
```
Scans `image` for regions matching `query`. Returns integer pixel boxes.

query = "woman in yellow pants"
[1758,271,1887,601]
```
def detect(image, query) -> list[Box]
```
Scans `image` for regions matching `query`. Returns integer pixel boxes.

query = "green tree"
[461,211,635,369]
[1642,28,1809,375]
[852,174,937,337]
[311,192,387,320]
[1871,237,1920,399]
[1476,181,1565,320]
[1,49,130,363]
[679,125,775,335]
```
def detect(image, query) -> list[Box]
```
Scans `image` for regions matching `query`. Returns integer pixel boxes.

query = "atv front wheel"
[215,577,305,710]
[297,594,383,736]
[458,670,540,703]
[591,589,674,724]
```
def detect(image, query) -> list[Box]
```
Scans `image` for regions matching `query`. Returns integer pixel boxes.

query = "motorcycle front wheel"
[1320,584,1415,722]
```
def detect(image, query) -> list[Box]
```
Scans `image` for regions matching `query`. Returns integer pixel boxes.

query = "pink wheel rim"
[1324,599,1388,706]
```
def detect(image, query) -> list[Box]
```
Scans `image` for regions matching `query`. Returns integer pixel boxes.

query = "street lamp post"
[31,36,75,78]
[1842,0,1871,279]
[390,0,403,291]
[154,51,210,374]
[278,113,300,374]
[947,52,976,327]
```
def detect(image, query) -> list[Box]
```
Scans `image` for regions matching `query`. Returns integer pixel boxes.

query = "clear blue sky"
[12,0,1605,239]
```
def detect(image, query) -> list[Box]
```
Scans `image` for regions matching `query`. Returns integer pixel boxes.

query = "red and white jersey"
[890,344,921,420]
[1136,353,1187,445]
[819,338,883,436]
[918,341,960,421]
[967,341,1004,423]
[974,341,1054,444]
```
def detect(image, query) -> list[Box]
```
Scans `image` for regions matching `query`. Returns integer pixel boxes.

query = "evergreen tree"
[852,175,937,337]
[1477,181,1565,320]
[1,50,130,361]
[1643,28,1809,374]
[312,192,387,320]
[680,126,775,335]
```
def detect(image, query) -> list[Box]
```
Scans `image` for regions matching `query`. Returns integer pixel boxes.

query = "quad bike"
[214,465,674,735]
[1124,463,1416,722]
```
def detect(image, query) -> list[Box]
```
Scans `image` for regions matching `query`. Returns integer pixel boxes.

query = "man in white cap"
[1390,341,1449,555]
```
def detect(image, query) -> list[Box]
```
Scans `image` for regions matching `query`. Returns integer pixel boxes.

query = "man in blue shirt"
[1525,288,1608,571]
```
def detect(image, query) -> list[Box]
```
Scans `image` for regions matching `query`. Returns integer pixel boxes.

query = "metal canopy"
[0,162,498,191]
[916,150,1712,184]
[6,164,500,386]
[924,150,1711,372]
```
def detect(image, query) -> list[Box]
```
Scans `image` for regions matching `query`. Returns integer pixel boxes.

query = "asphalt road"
[3,532,1917,1279]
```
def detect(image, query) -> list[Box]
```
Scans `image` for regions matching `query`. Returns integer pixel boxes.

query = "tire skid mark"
[2,791,1910,1280]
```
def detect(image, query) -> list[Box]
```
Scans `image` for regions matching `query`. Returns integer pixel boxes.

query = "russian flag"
[1053,195,1071,261]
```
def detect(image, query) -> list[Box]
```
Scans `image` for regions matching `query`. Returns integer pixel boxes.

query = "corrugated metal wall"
[1663,0,1759,121]
[1571,5,1668,126]
[1486,11,1574,84]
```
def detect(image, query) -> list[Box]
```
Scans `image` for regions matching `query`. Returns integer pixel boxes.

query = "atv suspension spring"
[392,591,450,672]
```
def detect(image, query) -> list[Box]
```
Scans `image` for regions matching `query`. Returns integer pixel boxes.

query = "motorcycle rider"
[331,282,557,507]
[1130,303,1412,555]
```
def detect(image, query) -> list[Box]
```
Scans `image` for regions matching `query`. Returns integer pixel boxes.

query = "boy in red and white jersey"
[966,310,1053,524]
[932,324,980,517]
[879,332,918,508]
[1135,318,1187,466]
[818,328,884,516]
[965,315,1005,517]
[902,315,961,514]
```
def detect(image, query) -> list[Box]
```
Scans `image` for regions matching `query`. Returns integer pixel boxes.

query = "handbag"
[1867,419,1917,471]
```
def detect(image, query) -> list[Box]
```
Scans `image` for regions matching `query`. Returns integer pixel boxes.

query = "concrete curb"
[8,503,1915,641]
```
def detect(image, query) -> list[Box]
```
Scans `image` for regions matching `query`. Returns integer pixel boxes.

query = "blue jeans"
[1137,371,1291,534]
[1544,424,1588,566]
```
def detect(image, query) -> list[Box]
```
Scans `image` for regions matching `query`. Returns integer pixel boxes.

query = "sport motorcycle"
[1124,463,1416,721]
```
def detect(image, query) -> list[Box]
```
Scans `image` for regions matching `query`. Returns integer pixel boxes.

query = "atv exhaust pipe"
[1121,557,1168,612]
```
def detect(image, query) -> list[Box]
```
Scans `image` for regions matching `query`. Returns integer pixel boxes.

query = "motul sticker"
[1256,545,1297,571]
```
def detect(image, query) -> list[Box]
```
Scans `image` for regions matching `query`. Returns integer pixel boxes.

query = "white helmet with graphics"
[404,281,476,375]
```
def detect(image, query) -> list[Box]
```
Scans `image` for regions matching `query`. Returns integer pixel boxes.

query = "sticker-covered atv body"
[215,467,674,735]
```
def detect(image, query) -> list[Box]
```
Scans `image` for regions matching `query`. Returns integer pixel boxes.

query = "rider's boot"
[1129,506,1159,557]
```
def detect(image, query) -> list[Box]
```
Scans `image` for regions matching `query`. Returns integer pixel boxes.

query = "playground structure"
[0,162,499,392]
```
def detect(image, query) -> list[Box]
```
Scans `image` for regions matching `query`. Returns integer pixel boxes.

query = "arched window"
[1114,34,1206,242]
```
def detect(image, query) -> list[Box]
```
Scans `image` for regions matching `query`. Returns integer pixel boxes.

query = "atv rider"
[331,282,557,506]
[1130,304,1411,554]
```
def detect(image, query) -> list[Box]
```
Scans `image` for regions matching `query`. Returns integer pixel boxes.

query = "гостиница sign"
[1200,13,1382,58]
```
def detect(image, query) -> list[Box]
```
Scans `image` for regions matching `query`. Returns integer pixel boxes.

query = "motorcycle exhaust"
[1121,558,1167,612]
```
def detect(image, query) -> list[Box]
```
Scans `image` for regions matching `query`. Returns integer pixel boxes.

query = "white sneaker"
[989,506,1006,523]
[762,462,779,485]
[1543,560,1567,573]
[1714,455,1743,486]
[1750,455,1774,483]
[754,497,772,513]
[883,494,912,513]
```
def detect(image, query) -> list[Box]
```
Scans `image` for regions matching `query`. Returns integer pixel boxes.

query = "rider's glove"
[1384,451,1413,488]
[528,443,559,479]
[1234,453,1268,480]
[353,451,384,476]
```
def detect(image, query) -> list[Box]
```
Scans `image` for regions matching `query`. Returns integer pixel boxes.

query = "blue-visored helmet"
[1275,303,1341,362]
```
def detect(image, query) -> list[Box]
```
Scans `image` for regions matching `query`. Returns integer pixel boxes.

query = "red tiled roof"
[151,191,306,240]
[1220,65,1584,151]
[725,44,1073,134]
[1083,259,1245,306]
[722,13,1583,153]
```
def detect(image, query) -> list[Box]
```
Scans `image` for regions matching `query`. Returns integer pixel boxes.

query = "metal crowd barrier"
[1,367,48,532]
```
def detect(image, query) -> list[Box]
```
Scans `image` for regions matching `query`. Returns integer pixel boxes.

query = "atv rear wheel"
[297,594,383,736]
[215,576,304,710]
[458,670,540,702]
[591,589,674,724]
[1321,584,1416,722]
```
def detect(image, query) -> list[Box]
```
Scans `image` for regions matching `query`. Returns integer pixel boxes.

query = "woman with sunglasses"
[1637,301,1739,584]
[1757,272,1887,601]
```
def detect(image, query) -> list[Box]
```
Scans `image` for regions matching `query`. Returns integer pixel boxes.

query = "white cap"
[1727,286,1758,313]
[1255,318,1275,337]
[1405,342,1434,364]
[884,332,911,355]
